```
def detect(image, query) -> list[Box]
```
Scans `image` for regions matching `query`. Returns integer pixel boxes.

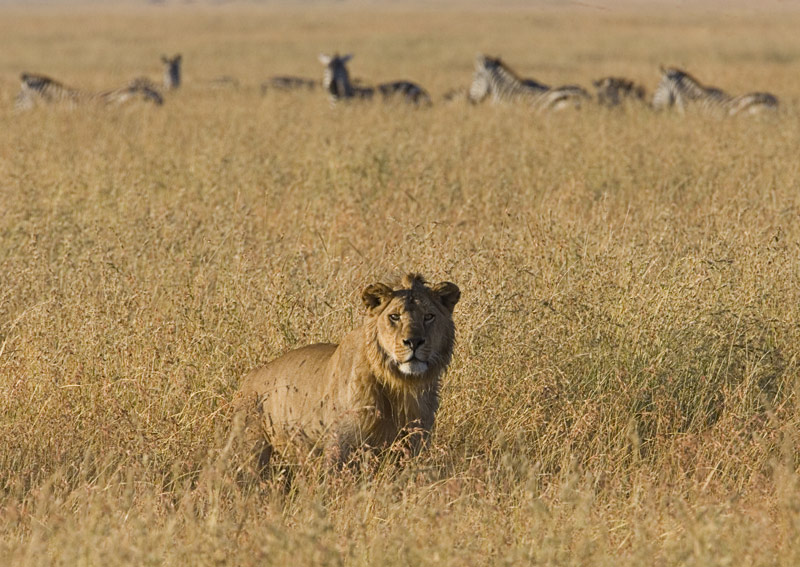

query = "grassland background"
[2,1,800,565]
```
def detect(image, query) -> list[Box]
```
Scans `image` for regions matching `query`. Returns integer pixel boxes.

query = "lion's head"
[361,274,460,390]
[235,273,461,468]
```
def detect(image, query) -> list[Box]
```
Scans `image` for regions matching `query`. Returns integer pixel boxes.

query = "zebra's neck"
[488,64,537,101]
[673,73,728,102]
[325,67,355,99]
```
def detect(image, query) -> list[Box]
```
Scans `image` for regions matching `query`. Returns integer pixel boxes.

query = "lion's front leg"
[393,419,431,460]
[323,423,359,469]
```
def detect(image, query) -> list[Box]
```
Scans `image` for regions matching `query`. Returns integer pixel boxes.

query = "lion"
[233,273,461,469]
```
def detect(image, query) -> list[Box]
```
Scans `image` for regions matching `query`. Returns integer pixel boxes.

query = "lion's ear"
[362,283,393,311]
[431,282,460,314]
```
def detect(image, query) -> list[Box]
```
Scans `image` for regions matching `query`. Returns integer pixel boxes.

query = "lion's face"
[362,274,460,382]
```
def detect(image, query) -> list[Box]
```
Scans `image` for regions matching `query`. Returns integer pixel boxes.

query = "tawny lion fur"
[234,274,460,467]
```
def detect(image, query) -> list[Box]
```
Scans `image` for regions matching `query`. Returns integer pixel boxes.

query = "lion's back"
[236,343,338,444]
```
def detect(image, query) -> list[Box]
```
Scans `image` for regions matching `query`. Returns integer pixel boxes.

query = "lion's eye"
[424,313,435,322]
[388,313,401,322]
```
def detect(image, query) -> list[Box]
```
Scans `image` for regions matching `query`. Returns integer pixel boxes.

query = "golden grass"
[2,2,800,565]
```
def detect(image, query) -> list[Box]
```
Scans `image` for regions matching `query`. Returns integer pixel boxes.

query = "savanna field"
[2,1,800,564]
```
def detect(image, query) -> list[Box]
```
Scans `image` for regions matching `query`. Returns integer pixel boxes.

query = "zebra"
[162,54,182,90]
[260,76,318,94]
[592,76,647,107]
[651,66,778,116]
[468,54,590,110]
[318,53,431,106]
[14,73,163,111]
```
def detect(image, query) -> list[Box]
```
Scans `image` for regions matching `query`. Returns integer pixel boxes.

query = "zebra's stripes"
[652,66,778,116]
[468,54,589,110]
[162,54,182,90]
[15,73,163,111]
[592,76,646,107]
[318,53,431,106]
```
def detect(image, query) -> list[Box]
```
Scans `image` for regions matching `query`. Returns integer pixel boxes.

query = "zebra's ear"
[341,54,353,63]
[161,55,168,64]
[318,54,332,65]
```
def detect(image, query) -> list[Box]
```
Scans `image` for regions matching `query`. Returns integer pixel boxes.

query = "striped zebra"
[592,76,646,107]
[652,66,778,116]
[468,54,590,110]
[318,53,431,106]
[14,73,163,111]
[260,76,318,94]
[162,54,182,90]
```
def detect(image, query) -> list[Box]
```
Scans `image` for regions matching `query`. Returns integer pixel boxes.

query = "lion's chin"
[398,360,429,376]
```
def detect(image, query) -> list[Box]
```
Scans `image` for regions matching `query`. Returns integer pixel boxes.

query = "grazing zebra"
[14,73,163,111]
[468,54,590,110]
[162,54,182,90]
[318,53,431,106]
[592,76,647,107]
[260,76,318,94]
[651,66,778,116]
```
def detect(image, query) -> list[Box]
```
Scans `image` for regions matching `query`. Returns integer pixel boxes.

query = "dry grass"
[2,2,800,565]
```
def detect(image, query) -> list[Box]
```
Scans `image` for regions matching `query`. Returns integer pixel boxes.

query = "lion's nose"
[403,338,425,351]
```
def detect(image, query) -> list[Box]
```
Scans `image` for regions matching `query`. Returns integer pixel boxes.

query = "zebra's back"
[542,85,591,110]
[520,78,550,92]
[377,80,431,105]
[507,84,589,110]
[102,77,164,106]
[726,92,779,115]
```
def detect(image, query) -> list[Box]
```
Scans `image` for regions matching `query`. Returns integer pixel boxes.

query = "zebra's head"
[161,54,182,90]
[468,54,499,104]
[319,53,353,100]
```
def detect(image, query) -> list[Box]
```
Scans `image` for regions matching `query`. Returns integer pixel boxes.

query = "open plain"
[2,1,800,565]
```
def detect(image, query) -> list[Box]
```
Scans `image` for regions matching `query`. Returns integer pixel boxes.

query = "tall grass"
[2,3,800,565]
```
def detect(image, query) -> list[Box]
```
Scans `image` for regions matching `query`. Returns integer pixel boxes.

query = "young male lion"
[234,273,460,469]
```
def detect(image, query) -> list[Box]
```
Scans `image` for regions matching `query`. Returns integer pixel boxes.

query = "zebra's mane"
[661,66,704,88]
[488,56,525,85]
